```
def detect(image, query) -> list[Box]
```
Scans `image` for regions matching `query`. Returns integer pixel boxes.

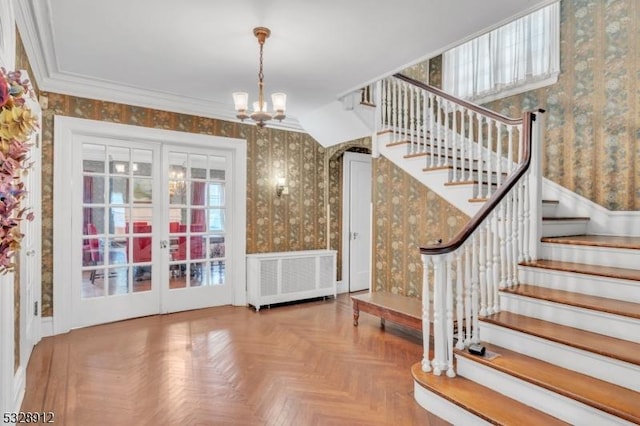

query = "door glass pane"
[109,147,130,175]
[83,144,105,173]
[132,149,152,177]
[133,178,152,204]
[109,207,128,235]
[83,176,105,204]
[109,177,130,204]
[208,209,225,232]
[108,267,130,295]
[83,208,105,234]
[190,154,207,179]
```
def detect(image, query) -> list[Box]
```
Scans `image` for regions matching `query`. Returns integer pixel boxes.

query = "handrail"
[420,108,543,256]
[393,73,524,126]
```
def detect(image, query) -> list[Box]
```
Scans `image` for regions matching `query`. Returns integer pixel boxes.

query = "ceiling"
[15,0,553,133]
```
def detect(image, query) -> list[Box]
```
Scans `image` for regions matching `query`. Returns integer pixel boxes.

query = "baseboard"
[41,316,54,337]
[12,365,25,413]
[543,179,640,236]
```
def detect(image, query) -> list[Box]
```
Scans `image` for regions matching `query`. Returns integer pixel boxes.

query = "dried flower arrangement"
[0,67,38,273]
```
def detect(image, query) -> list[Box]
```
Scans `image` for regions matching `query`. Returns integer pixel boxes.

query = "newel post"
[420,254,432,372]
[528,110,545,261]
[430,254,448,376]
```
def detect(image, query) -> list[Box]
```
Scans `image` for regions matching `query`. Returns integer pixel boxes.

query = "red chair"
[84,223,102,284]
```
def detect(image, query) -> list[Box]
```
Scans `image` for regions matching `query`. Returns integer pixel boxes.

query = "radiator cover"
[246,250,337,311]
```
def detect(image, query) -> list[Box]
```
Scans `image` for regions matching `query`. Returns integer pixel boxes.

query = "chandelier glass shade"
[233,27,286,127]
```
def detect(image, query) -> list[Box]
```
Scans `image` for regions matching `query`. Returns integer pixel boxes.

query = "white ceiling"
[15,0,553,132]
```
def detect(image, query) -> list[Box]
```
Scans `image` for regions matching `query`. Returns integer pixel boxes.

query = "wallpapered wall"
[484,0,639,211]
[372,156,467,297]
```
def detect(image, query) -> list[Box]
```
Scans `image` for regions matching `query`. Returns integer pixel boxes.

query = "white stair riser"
[413,381,492,426]
[478,322,640,392]
[456,356,634,426]
[541,242,640,270]
[541,220,589,237]
[541,203,559,217]
[499,293,640,343]
[518,267,640,303]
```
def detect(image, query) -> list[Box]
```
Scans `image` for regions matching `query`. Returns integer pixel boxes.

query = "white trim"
[12,366,25,414]
[542,179,640,236]
[13,1,303,133]
[53,116,246,334]
[40,317,54,338]
[0,274,15,415]
[413,381,491,426]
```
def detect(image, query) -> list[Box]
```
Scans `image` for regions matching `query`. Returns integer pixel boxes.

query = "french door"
[70,134,235,329]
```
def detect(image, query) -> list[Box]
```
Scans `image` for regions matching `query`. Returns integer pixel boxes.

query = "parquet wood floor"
[21,295,449,426]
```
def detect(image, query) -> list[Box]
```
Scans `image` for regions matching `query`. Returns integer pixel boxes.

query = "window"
[443,2,559,103]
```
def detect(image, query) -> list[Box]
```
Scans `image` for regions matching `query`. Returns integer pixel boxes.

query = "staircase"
[370,75,640,425]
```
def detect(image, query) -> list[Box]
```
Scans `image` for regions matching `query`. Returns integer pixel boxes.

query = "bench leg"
[380,318,385,329]
[353,307,360,326]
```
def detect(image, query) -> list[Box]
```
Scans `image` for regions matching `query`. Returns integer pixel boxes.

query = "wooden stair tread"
[520,259,640,282]
[481,311,640,366]
[502,284,640,320]
[411,363,570,425]
[455,343,640,424]
[542,234,640,250]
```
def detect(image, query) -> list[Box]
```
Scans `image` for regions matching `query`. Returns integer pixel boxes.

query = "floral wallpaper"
[372,156,467,297]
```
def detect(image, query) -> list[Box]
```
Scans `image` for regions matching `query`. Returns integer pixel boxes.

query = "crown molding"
[12,0,305,133]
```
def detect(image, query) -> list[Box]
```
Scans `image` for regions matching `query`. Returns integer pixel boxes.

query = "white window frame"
[443,2,560,104]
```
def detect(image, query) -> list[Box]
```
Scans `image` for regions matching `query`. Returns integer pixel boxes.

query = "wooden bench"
[351,292,423,331]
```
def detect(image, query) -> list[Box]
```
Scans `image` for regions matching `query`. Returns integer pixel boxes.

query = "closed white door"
[343,153,371,292]
[74,138,162,328]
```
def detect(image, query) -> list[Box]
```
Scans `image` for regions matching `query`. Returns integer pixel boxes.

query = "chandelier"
[232,27,286,128]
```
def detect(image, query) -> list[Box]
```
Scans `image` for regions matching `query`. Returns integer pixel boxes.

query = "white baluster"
[393,79,399,142]
[435,96,442,167]
[446,254,456,378]
[422,91,428,156]
[478,227,487,317]
[471,234,480,343]
[511,190,520,285]
[492,214,500,313]
[499,202,507,290]
[443,100,450,167]
[496,123,503,187]
[523,177,531,262]
[464,243,472,346]
[421,254,432,372]
[517,180,525,263]
[466,109,473,181]
[455,251,465,350]
[485,221,493,315]
[476,114,484,199]
[485,119,493,197]
[402,83,408,142]
[452,105,459,182]
[409,86,415,151]
[429,93,435,168]
[507,125,514,172]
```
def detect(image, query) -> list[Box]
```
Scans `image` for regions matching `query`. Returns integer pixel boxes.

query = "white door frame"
[53,116,246,335]
[341,152,372,293]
